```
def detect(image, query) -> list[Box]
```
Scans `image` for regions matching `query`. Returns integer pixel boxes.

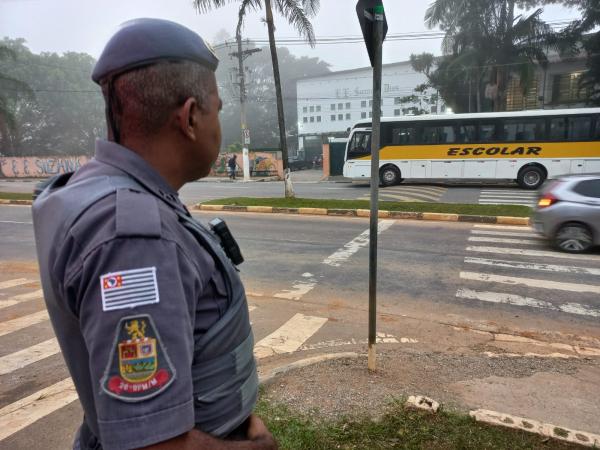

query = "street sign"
[356,0,388,67]
[243,128,250,145]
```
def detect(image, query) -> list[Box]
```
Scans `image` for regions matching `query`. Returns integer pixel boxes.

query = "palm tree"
[0,45,33,155]
[194,0,319,196]
[426,0,556,111]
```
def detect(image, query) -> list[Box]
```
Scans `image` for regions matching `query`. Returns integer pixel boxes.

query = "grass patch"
[256,397,578,449]
[0,192,33,201]
[201,197,531,217]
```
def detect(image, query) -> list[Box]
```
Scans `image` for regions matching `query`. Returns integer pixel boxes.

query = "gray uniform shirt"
[44,140,229,449]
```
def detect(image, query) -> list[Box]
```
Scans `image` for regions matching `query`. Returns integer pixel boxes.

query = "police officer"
[32,18,276,450]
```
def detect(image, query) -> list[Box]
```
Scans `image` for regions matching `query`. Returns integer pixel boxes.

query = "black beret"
[92,18,219,84]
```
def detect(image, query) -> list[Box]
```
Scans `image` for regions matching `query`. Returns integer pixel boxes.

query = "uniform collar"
[94,139,189,215]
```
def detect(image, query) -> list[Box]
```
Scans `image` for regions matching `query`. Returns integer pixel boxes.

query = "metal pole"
[236,31,251,182]
[368,4,384,372]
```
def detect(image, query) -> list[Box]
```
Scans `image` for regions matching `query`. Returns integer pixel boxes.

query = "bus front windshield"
[347,131,371,160]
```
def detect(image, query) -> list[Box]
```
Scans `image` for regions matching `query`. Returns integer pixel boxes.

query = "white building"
[296,61,445,159]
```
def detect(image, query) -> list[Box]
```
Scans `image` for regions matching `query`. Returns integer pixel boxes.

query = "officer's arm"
[140,415,277,449]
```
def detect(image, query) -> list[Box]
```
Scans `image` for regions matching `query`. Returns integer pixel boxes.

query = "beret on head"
[92,18,219,84]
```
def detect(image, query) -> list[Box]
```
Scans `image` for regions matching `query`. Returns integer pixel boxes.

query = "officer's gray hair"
[101,61,215,139]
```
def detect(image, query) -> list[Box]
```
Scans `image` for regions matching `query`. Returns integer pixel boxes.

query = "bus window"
[549,117,567,140]
[422,125,456,144]
[593,116,600,139]
[456,124,477,143]
[391,126,418,145]
[568,116,592,140]
[347,131,371,159]
[502,119,545,142]
[479,122,497,142]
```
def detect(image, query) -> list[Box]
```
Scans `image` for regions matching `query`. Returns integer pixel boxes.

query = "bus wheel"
[380,166,401,187]
[517,165,545,190]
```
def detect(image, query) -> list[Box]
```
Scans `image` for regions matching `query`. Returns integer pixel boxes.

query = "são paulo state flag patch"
[100,267,159,312]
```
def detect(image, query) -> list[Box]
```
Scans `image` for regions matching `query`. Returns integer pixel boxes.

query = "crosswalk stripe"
[254,313,328,359]
[474,224,532,231]
[0,378,78,442]
[0,279,30,290]
[467,236,544,246]
[460,271,600,294]
[480,190,538,195]
[479,201,534,206]
[0,289,45,310]
[456,288,600,318]
[471,230,538,238]
[466,246,600,261]
[480,193,538,198]
[379,193,437,202]
[385,187,444,196]
[0,310,49,338]
[0,338,60,376]
[464,257,600,276]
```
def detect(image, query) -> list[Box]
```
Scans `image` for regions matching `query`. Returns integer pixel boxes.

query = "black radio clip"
[209,218,245,266]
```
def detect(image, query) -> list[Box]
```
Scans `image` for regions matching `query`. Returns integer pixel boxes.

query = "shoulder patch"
[101,314,175,402]
[115,189,161,238]
[100,267,159,311]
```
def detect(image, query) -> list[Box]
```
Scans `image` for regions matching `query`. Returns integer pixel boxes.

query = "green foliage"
[0,38,105,156]
[415,0,558,112]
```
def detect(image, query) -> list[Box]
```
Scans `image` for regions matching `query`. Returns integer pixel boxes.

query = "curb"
[258,352,360,385]
[193,204,531,226]
[470,409,600,448]
[0,199,33,205]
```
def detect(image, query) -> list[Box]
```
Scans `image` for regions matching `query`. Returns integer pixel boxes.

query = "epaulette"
[115,188,162,238]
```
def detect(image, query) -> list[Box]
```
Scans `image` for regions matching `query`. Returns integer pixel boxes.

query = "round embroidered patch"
[101,314,175,402]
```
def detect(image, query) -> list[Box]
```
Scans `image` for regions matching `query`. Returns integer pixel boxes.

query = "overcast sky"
[1,0,581,71]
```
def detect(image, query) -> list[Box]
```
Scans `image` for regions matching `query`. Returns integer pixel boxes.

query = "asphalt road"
[2,205,599,448]
[0,177,539,207]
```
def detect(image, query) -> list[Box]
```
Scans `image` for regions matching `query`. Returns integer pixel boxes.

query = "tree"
[422,0,557,112]
[0,44,33,154]
[194,0,320,196]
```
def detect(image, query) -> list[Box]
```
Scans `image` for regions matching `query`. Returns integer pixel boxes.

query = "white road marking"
[323,220,395,267]
[0,220,33,225]
[274,273,317,300]
[0,310,49,338]
[0,289,44,310]
[248,305,257,312]
[464,257,600,276]
[254,313,328,359]
[0,378,78,442]
[0,338,60,376]
[460,271,600,294]
[300,333,409,351]
[484,351,578,359]
[471,230,538,238]
[456,288,600,317]
[466,246,600,261]
[474,224,532,231]
[480,190,538,195]
[468,236,543,246]
[478,201,534,207]
[0,278,30,290]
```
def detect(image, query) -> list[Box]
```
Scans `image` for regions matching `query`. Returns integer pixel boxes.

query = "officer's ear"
[176,97,200,141]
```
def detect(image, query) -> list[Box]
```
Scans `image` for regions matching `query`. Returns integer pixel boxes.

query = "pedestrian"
[31,18,276,450]
[228,154,238,180]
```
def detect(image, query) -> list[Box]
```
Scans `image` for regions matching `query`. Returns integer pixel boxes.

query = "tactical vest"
[32,173,258,445]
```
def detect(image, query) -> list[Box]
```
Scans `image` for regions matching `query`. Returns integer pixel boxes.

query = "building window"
[316,105,321,112]
[369,111,372,118]
[303,107,308,113]
[552,71,590,104]
[309,106,314,113]
[303,117,308,123]
[338,114,343,120]
[346,113,351,120]
[346,102,351,109]
[394,97,401,105]
[338,103,343,110]
[331,104,336,111]
[369,100,373,107]
[310,116,315,123]
[317,116,321,122]
[394,109,401,116]
[331,115,336,121]
[361,100,367,108]
[361,112,367,119]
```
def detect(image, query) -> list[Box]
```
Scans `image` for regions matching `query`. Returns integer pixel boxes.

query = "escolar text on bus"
[446,146,542,156]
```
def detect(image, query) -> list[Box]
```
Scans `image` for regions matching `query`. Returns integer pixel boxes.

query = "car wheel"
[380,166,401,187]
[517,166,545,190]
[555,223,593,253]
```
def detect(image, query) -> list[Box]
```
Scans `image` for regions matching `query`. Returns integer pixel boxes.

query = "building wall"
[296,62,443,155]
